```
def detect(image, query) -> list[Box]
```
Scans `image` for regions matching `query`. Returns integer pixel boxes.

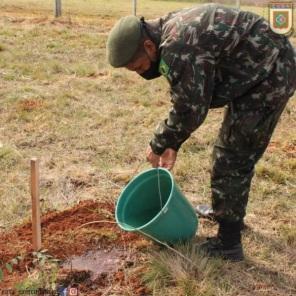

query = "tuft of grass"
[143,244,229,296]
[279,225,296,247]
[68,63,99,77]
[256,163,290,184]
[0,145,22,169]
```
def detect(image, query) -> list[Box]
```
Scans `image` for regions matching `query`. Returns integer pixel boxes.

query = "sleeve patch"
[159,58,170,77]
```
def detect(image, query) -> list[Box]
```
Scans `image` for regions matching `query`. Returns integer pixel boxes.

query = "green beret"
[106,16,142,68]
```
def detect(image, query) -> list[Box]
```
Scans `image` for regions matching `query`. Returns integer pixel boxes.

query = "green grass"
[143,244,228,295]
[0,0,295,294]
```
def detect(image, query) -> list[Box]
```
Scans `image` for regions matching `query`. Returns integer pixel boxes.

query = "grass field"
[0,0,295,295]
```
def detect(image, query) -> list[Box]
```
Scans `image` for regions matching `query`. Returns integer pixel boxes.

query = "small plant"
[31,249,60,267]
[0,255,23,281]
[0,249,61,290]
[17,249,61,290]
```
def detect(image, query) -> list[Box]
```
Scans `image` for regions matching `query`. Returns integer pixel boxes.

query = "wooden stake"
[55,0,62,18]
[31,158,42,251]
[133,0,137,16]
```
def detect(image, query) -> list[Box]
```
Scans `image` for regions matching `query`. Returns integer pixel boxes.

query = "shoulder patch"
[159,58,170,77]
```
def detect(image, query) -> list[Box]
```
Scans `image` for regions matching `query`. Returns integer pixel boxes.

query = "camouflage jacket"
[147,4,292,155]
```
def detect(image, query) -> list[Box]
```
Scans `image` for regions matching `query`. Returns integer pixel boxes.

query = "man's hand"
[146,146,160,168]
[159,148,177,170]
[146,146,177,170]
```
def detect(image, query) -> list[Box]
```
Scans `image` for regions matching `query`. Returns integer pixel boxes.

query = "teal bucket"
[115,168,198,244]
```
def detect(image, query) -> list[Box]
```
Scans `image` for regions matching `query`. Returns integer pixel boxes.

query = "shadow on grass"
[143,225,296,295]
[210,227,296,295]
[154,224,296,295]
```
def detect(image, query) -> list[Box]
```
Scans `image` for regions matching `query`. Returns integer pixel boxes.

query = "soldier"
[106,4,296,261]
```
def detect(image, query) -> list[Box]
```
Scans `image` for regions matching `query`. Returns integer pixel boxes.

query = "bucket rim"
[115,167,174,232]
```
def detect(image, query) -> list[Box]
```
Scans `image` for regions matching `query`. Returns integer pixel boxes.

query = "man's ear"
[143,39,157,61]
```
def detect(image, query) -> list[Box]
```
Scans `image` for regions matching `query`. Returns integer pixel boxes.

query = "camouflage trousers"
[211,39,296,223]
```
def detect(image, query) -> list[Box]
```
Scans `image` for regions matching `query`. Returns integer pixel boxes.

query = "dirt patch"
[0,200,150,294]
[62,248,124,280]
[267,141,296,156]
[18,98,44,112]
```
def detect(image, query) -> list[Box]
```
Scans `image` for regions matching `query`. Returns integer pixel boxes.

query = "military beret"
[106,16,142,68]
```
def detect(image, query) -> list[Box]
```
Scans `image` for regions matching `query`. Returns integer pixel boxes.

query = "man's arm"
[150,48,216,155]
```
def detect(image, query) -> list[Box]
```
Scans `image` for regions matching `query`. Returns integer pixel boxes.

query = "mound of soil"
[0,200,151,295]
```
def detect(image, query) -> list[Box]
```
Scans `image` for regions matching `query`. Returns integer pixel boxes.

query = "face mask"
[138,18,161,80]
[140,53,161,80]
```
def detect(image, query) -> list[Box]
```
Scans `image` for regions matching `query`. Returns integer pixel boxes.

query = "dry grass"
[0,0,295,294]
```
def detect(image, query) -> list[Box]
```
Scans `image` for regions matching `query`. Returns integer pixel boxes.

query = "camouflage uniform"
[147,4,296,223]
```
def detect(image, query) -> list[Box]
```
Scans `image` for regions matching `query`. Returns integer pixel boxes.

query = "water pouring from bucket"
[115,168,198,244]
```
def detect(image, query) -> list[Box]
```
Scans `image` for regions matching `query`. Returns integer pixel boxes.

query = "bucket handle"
[118,220,196,266]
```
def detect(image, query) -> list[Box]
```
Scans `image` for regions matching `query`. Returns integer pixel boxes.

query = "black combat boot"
[199,220,244,262]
